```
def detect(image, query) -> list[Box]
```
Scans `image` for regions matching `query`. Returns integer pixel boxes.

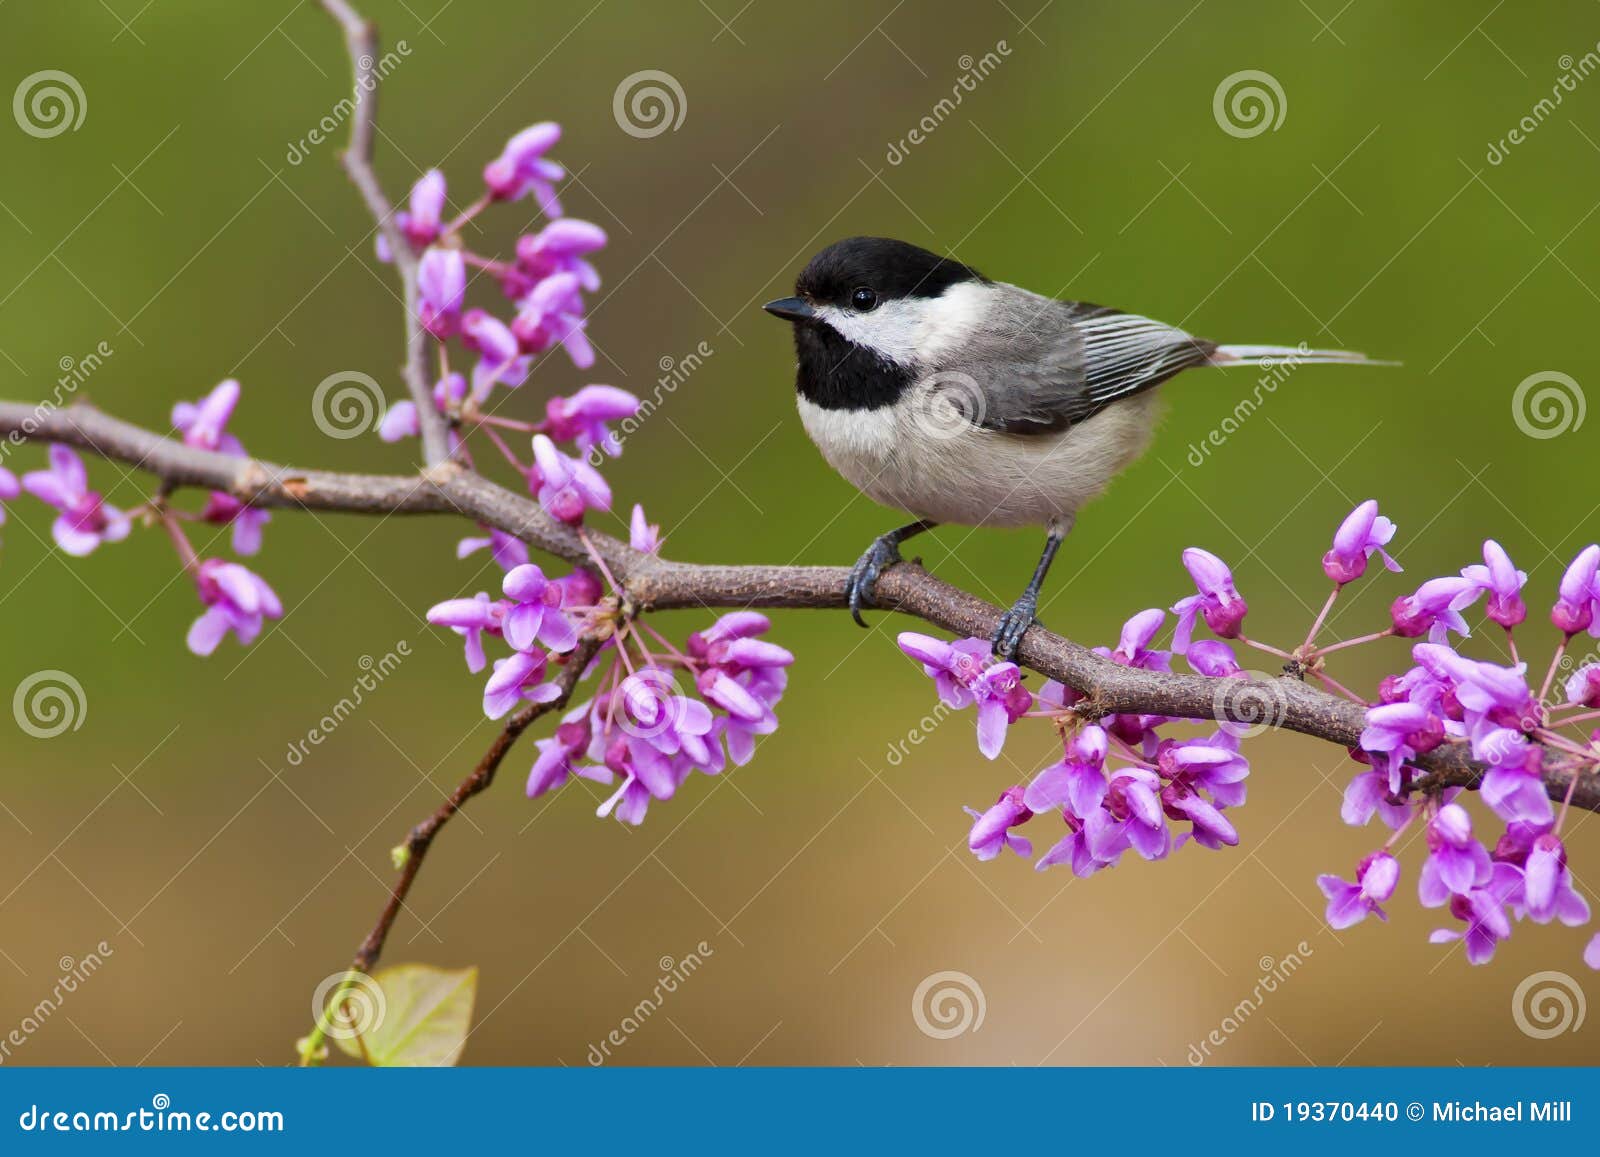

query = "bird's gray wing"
[950,294,1217,434]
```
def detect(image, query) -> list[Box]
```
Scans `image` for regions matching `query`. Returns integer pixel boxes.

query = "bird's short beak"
[762,296,816,323]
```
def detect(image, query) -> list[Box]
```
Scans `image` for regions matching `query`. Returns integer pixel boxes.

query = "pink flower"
[1024,725,1109,817]
[1171,548,1247,651]
[544,385,639,459]
[1552,544,1600,637]
[896,632,1029,758]
[0,465,18,525]
[172,379,244,454]
[526,708,610,799]
[457,527,529,572]
[199,492,270,556]
[1389,576,1477,641]
[1522,833,1590,926]
[511,272,593,369]
[1417,804,1493,906]
[482,649,560,719]
[1461,540,1527,629]
[1429,875,1517,965]
[1322,499,1400,584]
[515,218,606,291]
[1566,664,1600,709]
[187,559,282,655]
[501,563,579,653]
[417,247,466,338]
[1318,851,1399,928]
[426,592,506,673]
[399,169,447,249]
[529,434,611,523]
[964,786,1033,861]
[629,504,661,554]
[21,445,131,556]
[482,122,565,215]
[462,309,530,402]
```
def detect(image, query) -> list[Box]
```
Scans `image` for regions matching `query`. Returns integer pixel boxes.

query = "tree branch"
[317,0,453,467]
[1,399,1594,813]
[353,637,600,976]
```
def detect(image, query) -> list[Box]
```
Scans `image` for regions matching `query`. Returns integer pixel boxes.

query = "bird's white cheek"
[814,282,991,367]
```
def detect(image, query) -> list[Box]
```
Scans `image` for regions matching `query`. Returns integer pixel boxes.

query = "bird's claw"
[991,595,1039,663]
[846,535,905,628]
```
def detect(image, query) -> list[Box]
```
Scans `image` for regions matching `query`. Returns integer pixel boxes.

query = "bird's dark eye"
[850,286,878,311]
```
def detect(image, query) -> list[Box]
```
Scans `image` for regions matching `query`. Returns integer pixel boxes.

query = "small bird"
[763,236,1389,660]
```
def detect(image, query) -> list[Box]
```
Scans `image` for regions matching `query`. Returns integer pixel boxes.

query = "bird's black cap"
[792,236,984,309]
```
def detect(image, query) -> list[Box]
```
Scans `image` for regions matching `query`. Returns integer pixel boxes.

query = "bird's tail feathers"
[1208,342,1399,368]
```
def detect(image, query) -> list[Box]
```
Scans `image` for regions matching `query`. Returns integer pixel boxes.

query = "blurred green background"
[1,0,1598,1066]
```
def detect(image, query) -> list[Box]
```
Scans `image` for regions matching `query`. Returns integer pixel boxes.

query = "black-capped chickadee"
[763,236,1388,660]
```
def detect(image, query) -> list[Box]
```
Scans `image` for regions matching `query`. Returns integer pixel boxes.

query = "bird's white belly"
[797,392,1160,528]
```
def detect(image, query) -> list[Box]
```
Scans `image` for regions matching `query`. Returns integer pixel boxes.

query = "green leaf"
[332,964,479,1067]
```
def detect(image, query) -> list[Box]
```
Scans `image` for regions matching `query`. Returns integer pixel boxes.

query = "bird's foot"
[846,534,907,627]
[991,593,1039,663]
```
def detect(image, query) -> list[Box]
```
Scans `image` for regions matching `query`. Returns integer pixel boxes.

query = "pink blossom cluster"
[898,500,1600,971]
[0,381,283,656]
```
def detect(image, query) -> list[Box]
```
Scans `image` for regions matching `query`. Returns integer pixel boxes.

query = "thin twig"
[299,638,600,1065]
[317,0,453,466]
